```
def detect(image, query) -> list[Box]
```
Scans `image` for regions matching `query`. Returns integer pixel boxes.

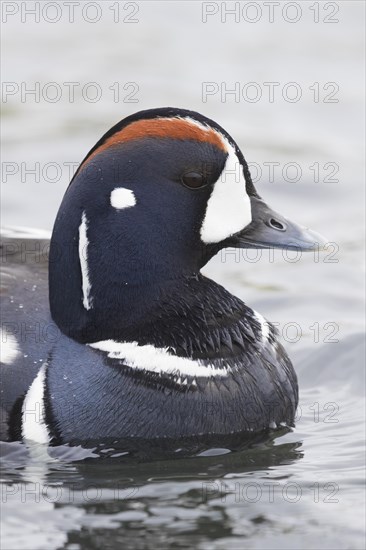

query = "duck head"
[49,107,326,342]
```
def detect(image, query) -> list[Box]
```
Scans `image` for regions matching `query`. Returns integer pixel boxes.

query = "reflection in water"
[1,1,365,548]
[1,433,303,550]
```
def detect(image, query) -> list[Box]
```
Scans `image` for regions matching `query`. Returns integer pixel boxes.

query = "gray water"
[1,2,365,549]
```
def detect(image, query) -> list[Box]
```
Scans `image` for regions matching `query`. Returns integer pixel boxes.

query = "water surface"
[1,2,365,549]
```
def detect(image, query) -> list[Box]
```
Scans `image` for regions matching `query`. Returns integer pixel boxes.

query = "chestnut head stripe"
[79,117,228,172]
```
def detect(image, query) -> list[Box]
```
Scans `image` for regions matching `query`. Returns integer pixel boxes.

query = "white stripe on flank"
[78,211,92,310]
[253,311,270,343]
[200,140,252,244]
[110,187,136,209]
[88,340,229,378]
[0,329,20,365]
[22,362,50,444]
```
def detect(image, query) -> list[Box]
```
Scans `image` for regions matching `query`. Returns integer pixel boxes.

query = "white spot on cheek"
[110,188,136,210]
[22,362,50,444]
[79,212,92,310]
[0,329,20,365]
[200,141,252,244]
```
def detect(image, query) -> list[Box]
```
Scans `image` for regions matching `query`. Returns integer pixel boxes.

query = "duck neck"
[49,248,199,344]
[48,209,220,344]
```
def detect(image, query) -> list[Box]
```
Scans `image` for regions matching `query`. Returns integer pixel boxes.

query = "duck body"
[1,108,325,447]
[1,257,296,445]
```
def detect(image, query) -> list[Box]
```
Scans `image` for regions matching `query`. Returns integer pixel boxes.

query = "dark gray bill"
[231,196,328,251]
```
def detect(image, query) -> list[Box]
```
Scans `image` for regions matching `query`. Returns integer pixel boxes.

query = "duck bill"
[232,196,328,251]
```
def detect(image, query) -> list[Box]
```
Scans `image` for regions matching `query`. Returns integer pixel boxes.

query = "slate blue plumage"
[0,108,326,448]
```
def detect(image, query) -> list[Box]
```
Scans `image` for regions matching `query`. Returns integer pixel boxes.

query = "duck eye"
[181,171,206,189]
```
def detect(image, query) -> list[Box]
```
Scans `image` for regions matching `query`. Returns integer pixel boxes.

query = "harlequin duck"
[0,108,327,448]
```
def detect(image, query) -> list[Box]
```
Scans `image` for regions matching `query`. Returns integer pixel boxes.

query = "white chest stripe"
[200,141,252,244]
[22,362,50,445]
[88,340,230,378]
[79,211,93,310]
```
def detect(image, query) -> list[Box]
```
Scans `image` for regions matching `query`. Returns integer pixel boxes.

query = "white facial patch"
[200,141,252,244]
[110,188,136,209]
[88,340,229,379]
[78,212,93,311]
[22,362,50,444]
[0,329,20,365]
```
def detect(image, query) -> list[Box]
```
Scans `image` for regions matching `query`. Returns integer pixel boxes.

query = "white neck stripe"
[88,340,230,379]
[79,211,93,310]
